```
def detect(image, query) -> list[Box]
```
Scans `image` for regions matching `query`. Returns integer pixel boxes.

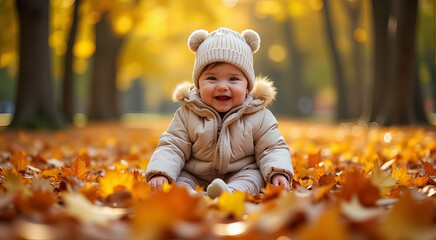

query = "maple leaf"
[370,161,398,196]
[260,184,284,202]
[2,170,31,198]
[218,191,246,219]
[411,175,429,187]
[63,192,128,226]
[132,185,205,239]
[308,151,322,168]
[391,165,412,185]
[318,172,336,186]
[9,151,30,172]
[79,184,100,203]
[312,164,326,180]
[341,195,382,222]
[336,170,380,207]
[420,160,436,176]
[99,170,134,197]
[61,158,88,181]
[378,190,435,239]
[298,206,349,240]
[18,189,56,213]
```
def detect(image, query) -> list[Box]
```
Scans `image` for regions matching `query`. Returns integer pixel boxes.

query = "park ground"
[0,116,435,239]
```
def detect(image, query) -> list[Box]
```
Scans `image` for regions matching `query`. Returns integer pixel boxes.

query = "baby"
[145,28,293,198]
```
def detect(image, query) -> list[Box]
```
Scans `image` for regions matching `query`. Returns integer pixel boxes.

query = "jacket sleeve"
[145,107,192,183]
[253,109,294,184]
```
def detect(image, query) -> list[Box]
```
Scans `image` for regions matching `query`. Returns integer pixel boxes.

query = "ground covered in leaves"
[0,119,435,240]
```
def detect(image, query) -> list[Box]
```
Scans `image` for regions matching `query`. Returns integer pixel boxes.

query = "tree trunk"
[413,63,430,123]
[62,0,81,123]
[88,13,124,120]
[322,0,350,121]
[361,0,391,122]
[377,0,427,125]
[344,0,363,119]
[10,0,64,129]
[282,18,305,116]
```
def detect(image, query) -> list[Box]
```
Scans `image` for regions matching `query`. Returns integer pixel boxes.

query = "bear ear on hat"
[188,29,208,52]
[242,29,260,53]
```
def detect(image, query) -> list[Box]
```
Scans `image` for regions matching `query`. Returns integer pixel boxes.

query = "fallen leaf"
[336,170,380,207]
[63,192,127,226]
[392,165,412,185]
[218,191,246,219]
[299,205,349,240]
[411,175,429,187]
[318,172,336,186]
[99,170,134,197]
[378,190,435,240]
[370,161,398,196]
[9,151,30,172]
[420,160,436,176]
[61,158,88,181]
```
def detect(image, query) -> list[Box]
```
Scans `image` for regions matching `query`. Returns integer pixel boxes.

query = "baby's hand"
[272,174,290,191]
[148,175,169,191]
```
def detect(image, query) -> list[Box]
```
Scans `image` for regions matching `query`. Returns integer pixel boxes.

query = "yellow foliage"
[391,166,412,185]
[218,191,246,219]
[99,170,134,196]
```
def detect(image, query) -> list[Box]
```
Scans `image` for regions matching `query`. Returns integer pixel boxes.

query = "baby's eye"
[207,77,217,80]
[229,77,239,81]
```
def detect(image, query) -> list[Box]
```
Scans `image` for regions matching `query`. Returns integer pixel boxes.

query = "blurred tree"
[62,0,81,123]
[322,0,350,121]
[343,0,364,119]
[10,0,65,129]
[282,14,305,116]
[362,0,429,126]
[88,12,124,120]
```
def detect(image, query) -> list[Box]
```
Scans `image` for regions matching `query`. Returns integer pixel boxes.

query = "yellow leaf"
[371,161,398,196]
[392,166,412,185]
[99,170,134,197]
[218,191,245,219]
[63,192,127,226]
[162,181,171,192]
[3,170,31,198]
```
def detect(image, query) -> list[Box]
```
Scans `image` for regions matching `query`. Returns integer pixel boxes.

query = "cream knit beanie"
[188,28,260,92]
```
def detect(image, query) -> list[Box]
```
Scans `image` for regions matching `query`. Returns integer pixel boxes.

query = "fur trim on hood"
[172,76,277,106]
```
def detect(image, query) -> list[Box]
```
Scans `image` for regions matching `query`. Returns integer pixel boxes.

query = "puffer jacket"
[145,76,294,184]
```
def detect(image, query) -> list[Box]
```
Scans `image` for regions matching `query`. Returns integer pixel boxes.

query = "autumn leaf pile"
[0,121,435,239]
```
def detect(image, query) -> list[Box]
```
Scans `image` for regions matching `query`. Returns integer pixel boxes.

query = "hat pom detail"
[242,29,260,53]
[188,30,208,52]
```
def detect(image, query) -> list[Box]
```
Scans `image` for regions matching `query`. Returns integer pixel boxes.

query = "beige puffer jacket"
[145,76,294,184]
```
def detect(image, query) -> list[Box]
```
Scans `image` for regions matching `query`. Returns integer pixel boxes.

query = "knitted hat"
[188,28,260,92]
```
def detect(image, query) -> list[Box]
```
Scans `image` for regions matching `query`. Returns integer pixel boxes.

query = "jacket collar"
[172,76,277,106]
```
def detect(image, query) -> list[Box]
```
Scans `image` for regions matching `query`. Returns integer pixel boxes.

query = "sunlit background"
[0,0,434,127]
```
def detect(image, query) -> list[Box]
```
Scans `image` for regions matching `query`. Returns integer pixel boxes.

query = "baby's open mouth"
[215,96,231,101]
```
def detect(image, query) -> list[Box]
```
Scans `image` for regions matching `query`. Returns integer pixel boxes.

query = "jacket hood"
[172,76,277,106]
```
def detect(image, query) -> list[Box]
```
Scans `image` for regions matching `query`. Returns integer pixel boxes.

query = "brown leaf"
[318,172,336,186]
[61,158,88,181]
[308,151,322,168]
[336,170,380,207]
[420,160,436,176]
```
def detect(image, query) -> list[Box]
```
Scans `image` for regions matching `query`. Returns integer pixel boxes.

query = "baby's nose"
[217,81,229,90]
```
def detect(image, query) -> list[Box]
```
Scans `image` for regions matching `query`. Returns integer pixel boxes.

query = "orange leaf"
[392,166,412,184]
[411,176,429,187]
[261,184,284,202]
[336,170,380,207]
[99,170,134,197]
[308,151,322,168]
[420,160,436,176]
[9,151,30,172]
[378,189,434,239]
[318,172,336,186]
[61,158,88,181]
